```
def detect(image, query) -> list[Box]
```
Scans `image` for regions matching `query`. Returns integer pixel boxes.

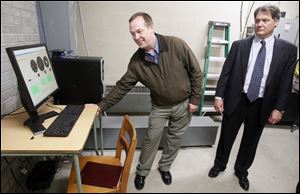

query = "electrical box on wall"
[38,1,76,52]
[273,17,299,44]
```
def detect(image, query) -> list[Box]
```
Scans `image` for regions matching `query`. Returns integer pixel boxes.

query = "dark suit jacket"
[215,35,297,124]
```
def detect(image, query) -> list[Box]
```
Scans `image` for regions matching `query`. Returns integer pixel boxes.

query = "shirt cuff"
[215,96,223,101]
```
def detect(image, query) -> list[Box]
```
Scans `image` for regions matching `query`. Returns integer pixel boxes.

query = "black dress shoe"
[134,174,146,190]
[235,173,249,191]
[158,169,172,185]
[208,165,224,178]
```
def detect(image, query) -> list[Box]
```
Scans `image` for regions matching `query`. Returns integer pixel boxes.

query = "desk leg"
[93,118,100,156]
[99,115,104,156]
[73,155,83,193]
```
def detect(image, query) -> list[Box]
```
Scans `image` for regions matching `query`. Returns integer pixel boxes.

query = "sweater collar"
[155,33,168,52]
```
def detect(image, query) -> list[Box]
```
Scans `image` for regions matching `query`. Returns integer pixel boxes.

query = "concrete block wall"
[1,1,40,116]
[1,1,40,193]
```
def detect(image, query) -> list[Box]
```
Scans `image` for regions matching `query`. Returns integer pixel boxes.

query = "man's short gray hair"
[254,4,281,21]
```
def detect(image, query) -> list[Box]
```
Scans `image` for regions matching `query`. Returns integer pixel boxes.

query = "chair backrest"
[115,115,137,192]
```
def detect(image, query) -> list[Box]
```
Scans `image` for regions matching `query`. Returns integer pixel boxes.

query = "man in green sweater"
[98,12,203,190]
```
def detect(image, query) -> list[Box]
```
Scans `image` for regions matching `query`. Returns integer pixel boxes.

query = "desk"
[1,102,99,193]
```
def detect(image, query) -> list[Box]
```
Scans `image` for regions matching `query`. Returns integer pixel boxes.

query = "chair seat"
[67,156,122,193]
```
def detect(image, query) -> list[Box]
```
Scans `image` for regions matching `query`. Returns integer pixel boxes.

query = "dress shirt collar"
[254,33,275,45]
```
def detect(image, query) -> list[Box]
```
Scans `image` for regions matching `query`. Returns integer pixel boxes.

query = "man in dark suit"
[208,4,297,191]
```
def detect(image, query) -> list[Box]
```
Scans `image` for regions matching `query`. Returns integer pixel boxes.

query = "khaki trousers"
[136,99,192,176]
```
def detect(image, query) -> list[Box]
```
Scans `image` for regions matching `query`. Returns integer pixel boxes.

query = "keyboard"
[44,105,85,137]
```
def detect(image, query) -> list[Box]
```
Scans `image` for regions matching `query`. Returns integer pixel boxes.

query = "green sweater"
[99,34,203,111]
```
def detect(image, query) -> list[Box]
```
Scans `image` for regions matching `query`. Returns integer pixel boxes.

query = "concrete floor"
[45,124,299,193]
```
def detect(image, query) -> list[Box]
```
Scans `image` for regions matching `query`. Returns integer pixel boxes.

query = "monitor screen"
[6,44,59,134]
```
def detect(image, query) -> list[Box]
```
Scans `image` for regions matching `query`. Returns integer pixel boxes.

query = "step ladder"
[198,21,230,116]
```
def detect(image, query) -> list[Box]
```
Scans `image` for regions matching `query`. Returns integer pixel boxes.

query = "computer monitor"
[51,56,104,105]
[6,44,59,135]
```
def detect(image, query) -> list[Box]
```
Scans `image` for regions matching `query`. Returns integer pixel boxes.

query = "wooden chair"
[67,115,137,193]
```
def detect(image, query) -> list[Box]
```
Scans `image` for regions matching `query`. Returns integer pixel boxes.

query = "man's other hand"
[268,109,283,124]
[214,98,224,113]
[188,103,198,113]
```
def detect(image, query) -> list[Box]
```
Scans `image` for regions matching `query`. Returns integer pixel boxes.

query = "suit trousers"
[136,99,192,176]
[214,94,265,177]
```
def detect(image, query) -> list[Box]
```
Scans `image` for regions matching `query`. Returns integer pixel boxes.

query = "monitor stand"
[24,111,59,135]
